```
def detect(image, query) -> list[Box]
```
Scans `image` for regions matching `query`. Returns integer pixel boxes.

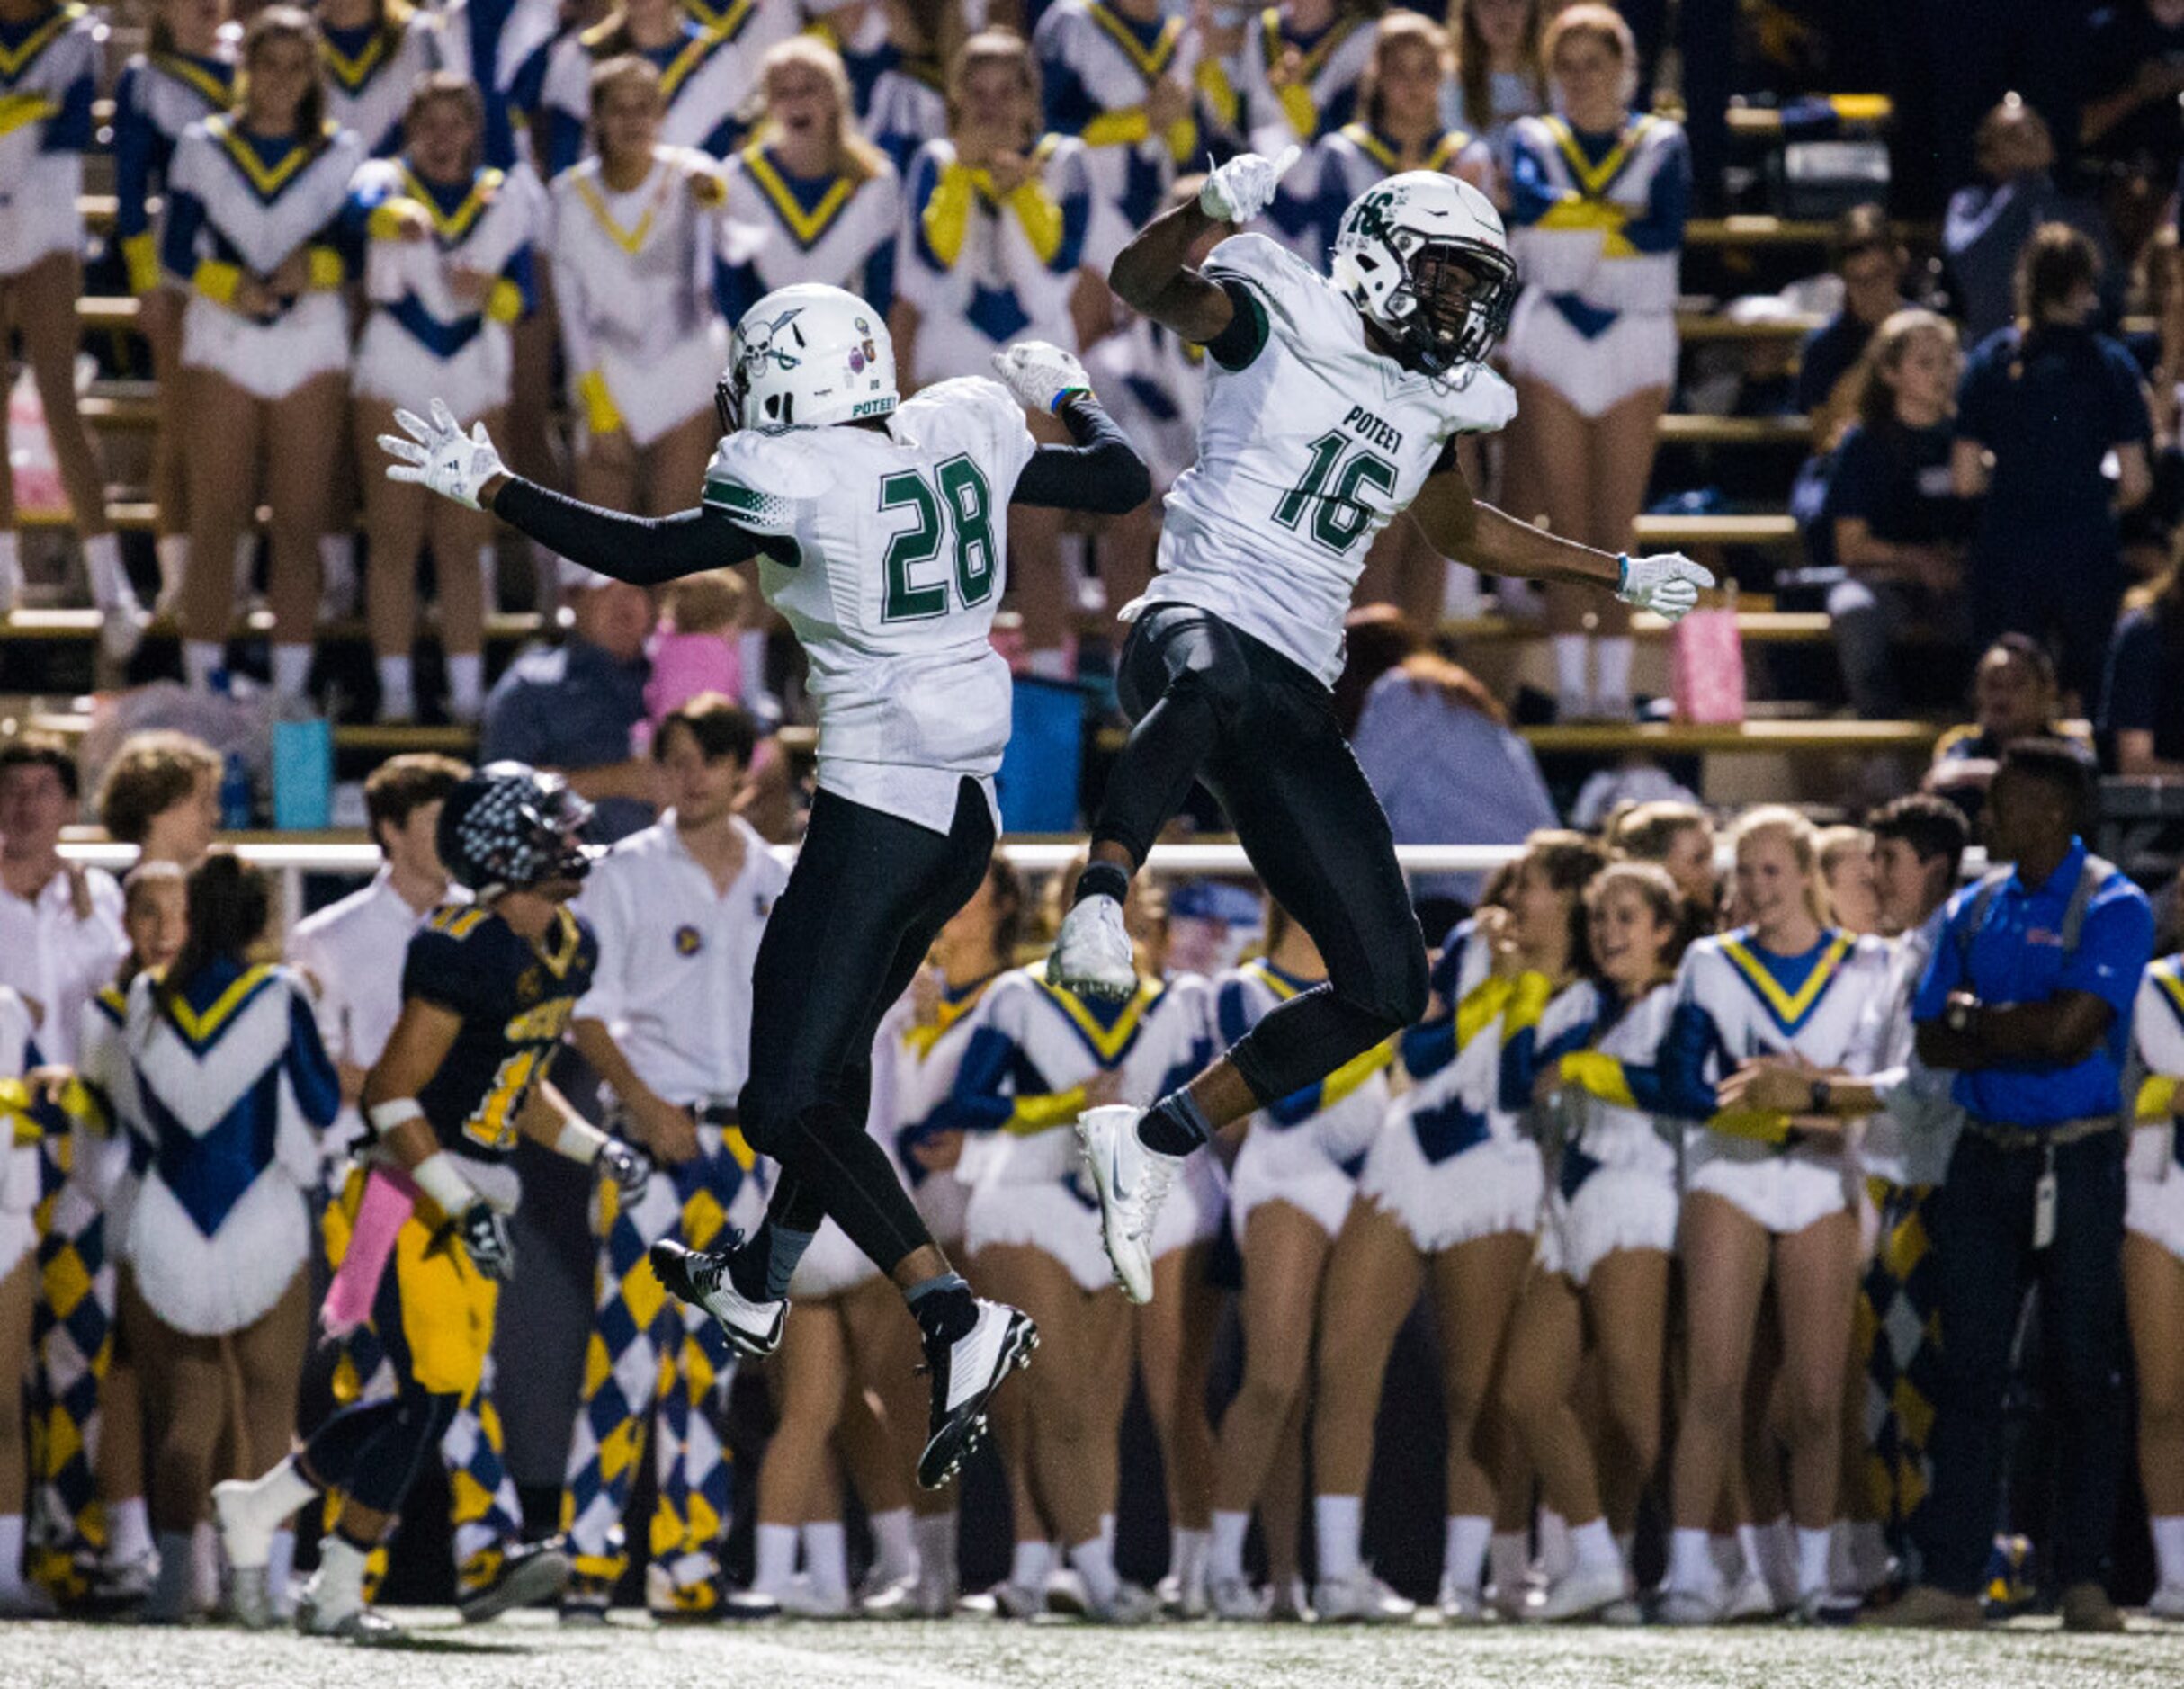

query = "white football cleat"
[1314,1567,1415,1625]
[1526,1563,1630,1623]
[917,1298,1038,1489]
[1047,894,1137,1000]
[649,1236,785,1358]
[1075,1104,1177,1304]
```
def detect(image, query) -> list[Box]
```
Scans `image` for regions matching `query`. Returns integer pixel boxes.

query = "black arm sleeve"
[1008,394,1152,514]
[489,478,792,585]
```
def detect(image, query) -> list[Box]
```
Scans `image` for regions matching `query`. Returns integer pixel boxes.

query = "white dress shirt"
[574,813,790,1107]
[0,862,126,1067]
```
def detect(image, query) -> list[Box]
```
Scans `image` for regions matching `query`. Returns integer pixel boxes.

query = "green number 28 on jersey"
[880,454,998,622]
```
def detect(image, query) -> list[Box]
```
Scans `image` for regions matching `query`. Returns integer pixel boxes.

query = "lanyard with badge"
[2034,1142,2058,1250]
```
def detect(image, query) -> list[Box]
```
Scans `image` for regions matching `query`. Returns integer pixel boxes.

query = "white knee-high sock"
[1443,1515,1490,1596]
[1067,1533,1119,1607]
[1171,1524,1210,1595]
[445,652,484,723]
[0,1515,22,1591]
[803,1521,848,1602]
[1313,1495,1362,1583]
[753,1523,797,1595]
[1570,1517,1621,1574]
[868,1507,916,1584]
[376,655,415,721]
[1008,1539,1051,1592]
[1208,1510,1250,1585]
[105,1496,152,1566]
[1536,1508,1572,1580]
[914,1511,957,1584]
[1668,1527,1720,1595]
[1795,1524,1833,1598]
[2153,1515,2184,1589]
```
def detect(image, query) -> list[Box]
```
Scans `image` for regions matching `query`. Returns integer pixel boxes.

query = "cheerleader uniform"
[897,133,1111,386]
[1233,6,1373,256]
[159,115,366,402]
[539,4,789,177]
[2126,954,2184,1261]
[1356,921,1543,1254]
[714,139,900,326]
[865,47,946,177]
[882,971,1011,1254]
[119,961,338,1336]
[0,987,41,1290]
[318,7,442,159]
[1217,959,1389,1245]
[437,0,560,172]
[955,966,1218,1292]
[1502,112,1689,419]
[349,156,539,424]
[1442,69,1543,182]
[549,144,726,446]
[1659,927,1892,1237]
[1302,120,1492,262]
[112,41,237,299]
[1034,0,1204,232]
[1530,980,1680,1288]
[0,1,94,278]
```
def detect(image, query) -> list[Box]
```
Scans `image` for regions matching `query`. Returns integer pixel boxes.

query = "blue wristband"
[1051,384,1091,414]
[1616,552,1631,591]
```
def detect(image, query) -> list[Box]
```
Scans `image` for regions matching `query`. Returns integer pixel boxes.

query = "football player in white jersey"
[1052,152,1715,1307]
[380,282,1150,1489]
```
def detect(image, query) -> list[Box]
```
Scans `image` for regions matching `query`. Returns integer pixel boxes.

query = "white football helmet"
[718,283,898,433]
[1329,172,1519,377]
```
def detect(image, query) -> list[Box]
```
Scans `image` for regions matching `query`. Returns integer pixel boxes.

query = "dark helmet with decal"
[434,762,597,897]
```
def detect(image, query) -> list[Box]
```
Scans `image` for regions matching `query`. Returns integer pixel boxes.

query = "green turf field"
[10,1611,2183,1688]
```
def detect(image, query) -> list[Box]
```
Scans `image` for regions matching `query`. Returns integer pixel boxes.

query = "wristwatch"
[1809,1079,1831,1115]
[1944,998,1976,1036]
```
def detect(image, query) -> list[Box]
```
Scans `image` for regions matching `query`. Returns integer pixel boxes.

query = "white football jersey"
[702,376,1037,833]
[1135,232,1517,685]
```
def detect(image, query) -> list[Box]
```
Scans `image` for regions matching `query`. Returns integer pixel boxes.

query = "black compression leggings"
[1093,605,1429,1104]
[743,778,998,1278]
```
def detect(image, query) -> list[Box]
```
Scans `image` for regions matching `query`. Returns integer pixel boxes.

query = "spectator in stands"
[162,8,363,703]
[1929,634,2083,814]
[1954,223,2153,713]
[1606,797,1719,922]
[550,58,734,526]
[895,31,1108,677]
[0,0,148,659]
[350,76,540,727]
[1501,4,1690,723]
[0,733,126,1068]
[94,732,222,869]
[1344,612,1558,934]
[2103,561,2184,774]
[112,0,237,620]
[118,853,337,1622]
[1944,98,2118,347]
[2080,1,2184,228]
[2126,226,2184,571]
[480,567,658,841]
[1795,205,1911,446]
[1824,309,1973,717]
[1886,740,2155,1632]
[1445,0,1546,177]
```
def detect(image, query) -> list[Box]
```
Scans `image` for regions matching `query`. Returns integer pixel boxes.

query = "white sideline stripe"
[678,1635,1013,1689]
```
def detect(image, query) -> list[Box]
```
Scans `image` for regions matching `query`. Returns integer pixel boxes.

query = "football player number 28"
[1274,431,1398,554]
[880,453,997,622]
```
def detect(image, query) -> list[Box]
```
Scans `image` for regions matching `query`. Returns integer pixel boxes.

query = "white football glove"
[1615,551,1714,621]
[380,396,506,511]
[992,341,1092,414]
[1199,145,1299,225]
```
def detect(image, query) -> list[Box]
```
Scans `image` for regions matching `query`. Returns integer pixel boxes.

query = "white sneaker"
[1314,1567,1415,1625]
[2148,1582,2184,1621]
[1075,1104,1177,1305]
[1046,894,1136,1000]
[1526,1563,1629,1623]
[1210,1577,1268,1621]
[1437,1581,1491,1624]
[1723,1569,1784,1622]
[1087,1581,1160,1624]
[775,1576,852,1619]
[1655,1585,1725,1626]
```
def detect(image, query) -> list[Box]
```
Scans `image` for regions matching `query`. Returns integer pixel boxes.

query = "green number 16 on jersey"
[1272,430,1399,555]
[880,454,998,622]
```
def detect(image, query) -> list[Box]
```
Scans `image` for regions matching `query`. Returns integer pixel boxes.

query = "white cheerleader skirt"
[1231,1121,1360,1246]
[183,290,350,404]
[122,1170,310,1336]
[1357,1121,1543,1256]
[1503,290,1677,419]
[2126,1127,2184,1261]
[0,154,84,277]
[1538,1164,1679,1288]
[789,1218,881,1300]
[595,318,728,449]
[965,1175,1115,1295]
[0,1141,39,1280]
[1684,1130,1851,1238]
[353,313,514,422]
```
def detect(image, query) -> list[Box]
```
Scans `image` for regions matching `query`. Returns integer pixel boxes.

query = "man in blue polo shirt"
[1875,739,2154,1631]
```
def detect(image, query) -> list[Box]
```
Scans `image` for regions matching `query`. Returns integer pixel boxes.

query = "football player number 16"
[880,453,997,622]
[1274,430,1398,554]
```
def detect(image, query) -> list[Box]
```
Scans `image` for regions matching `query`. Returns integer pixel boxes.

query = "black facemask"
[1394,238,1519,375]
